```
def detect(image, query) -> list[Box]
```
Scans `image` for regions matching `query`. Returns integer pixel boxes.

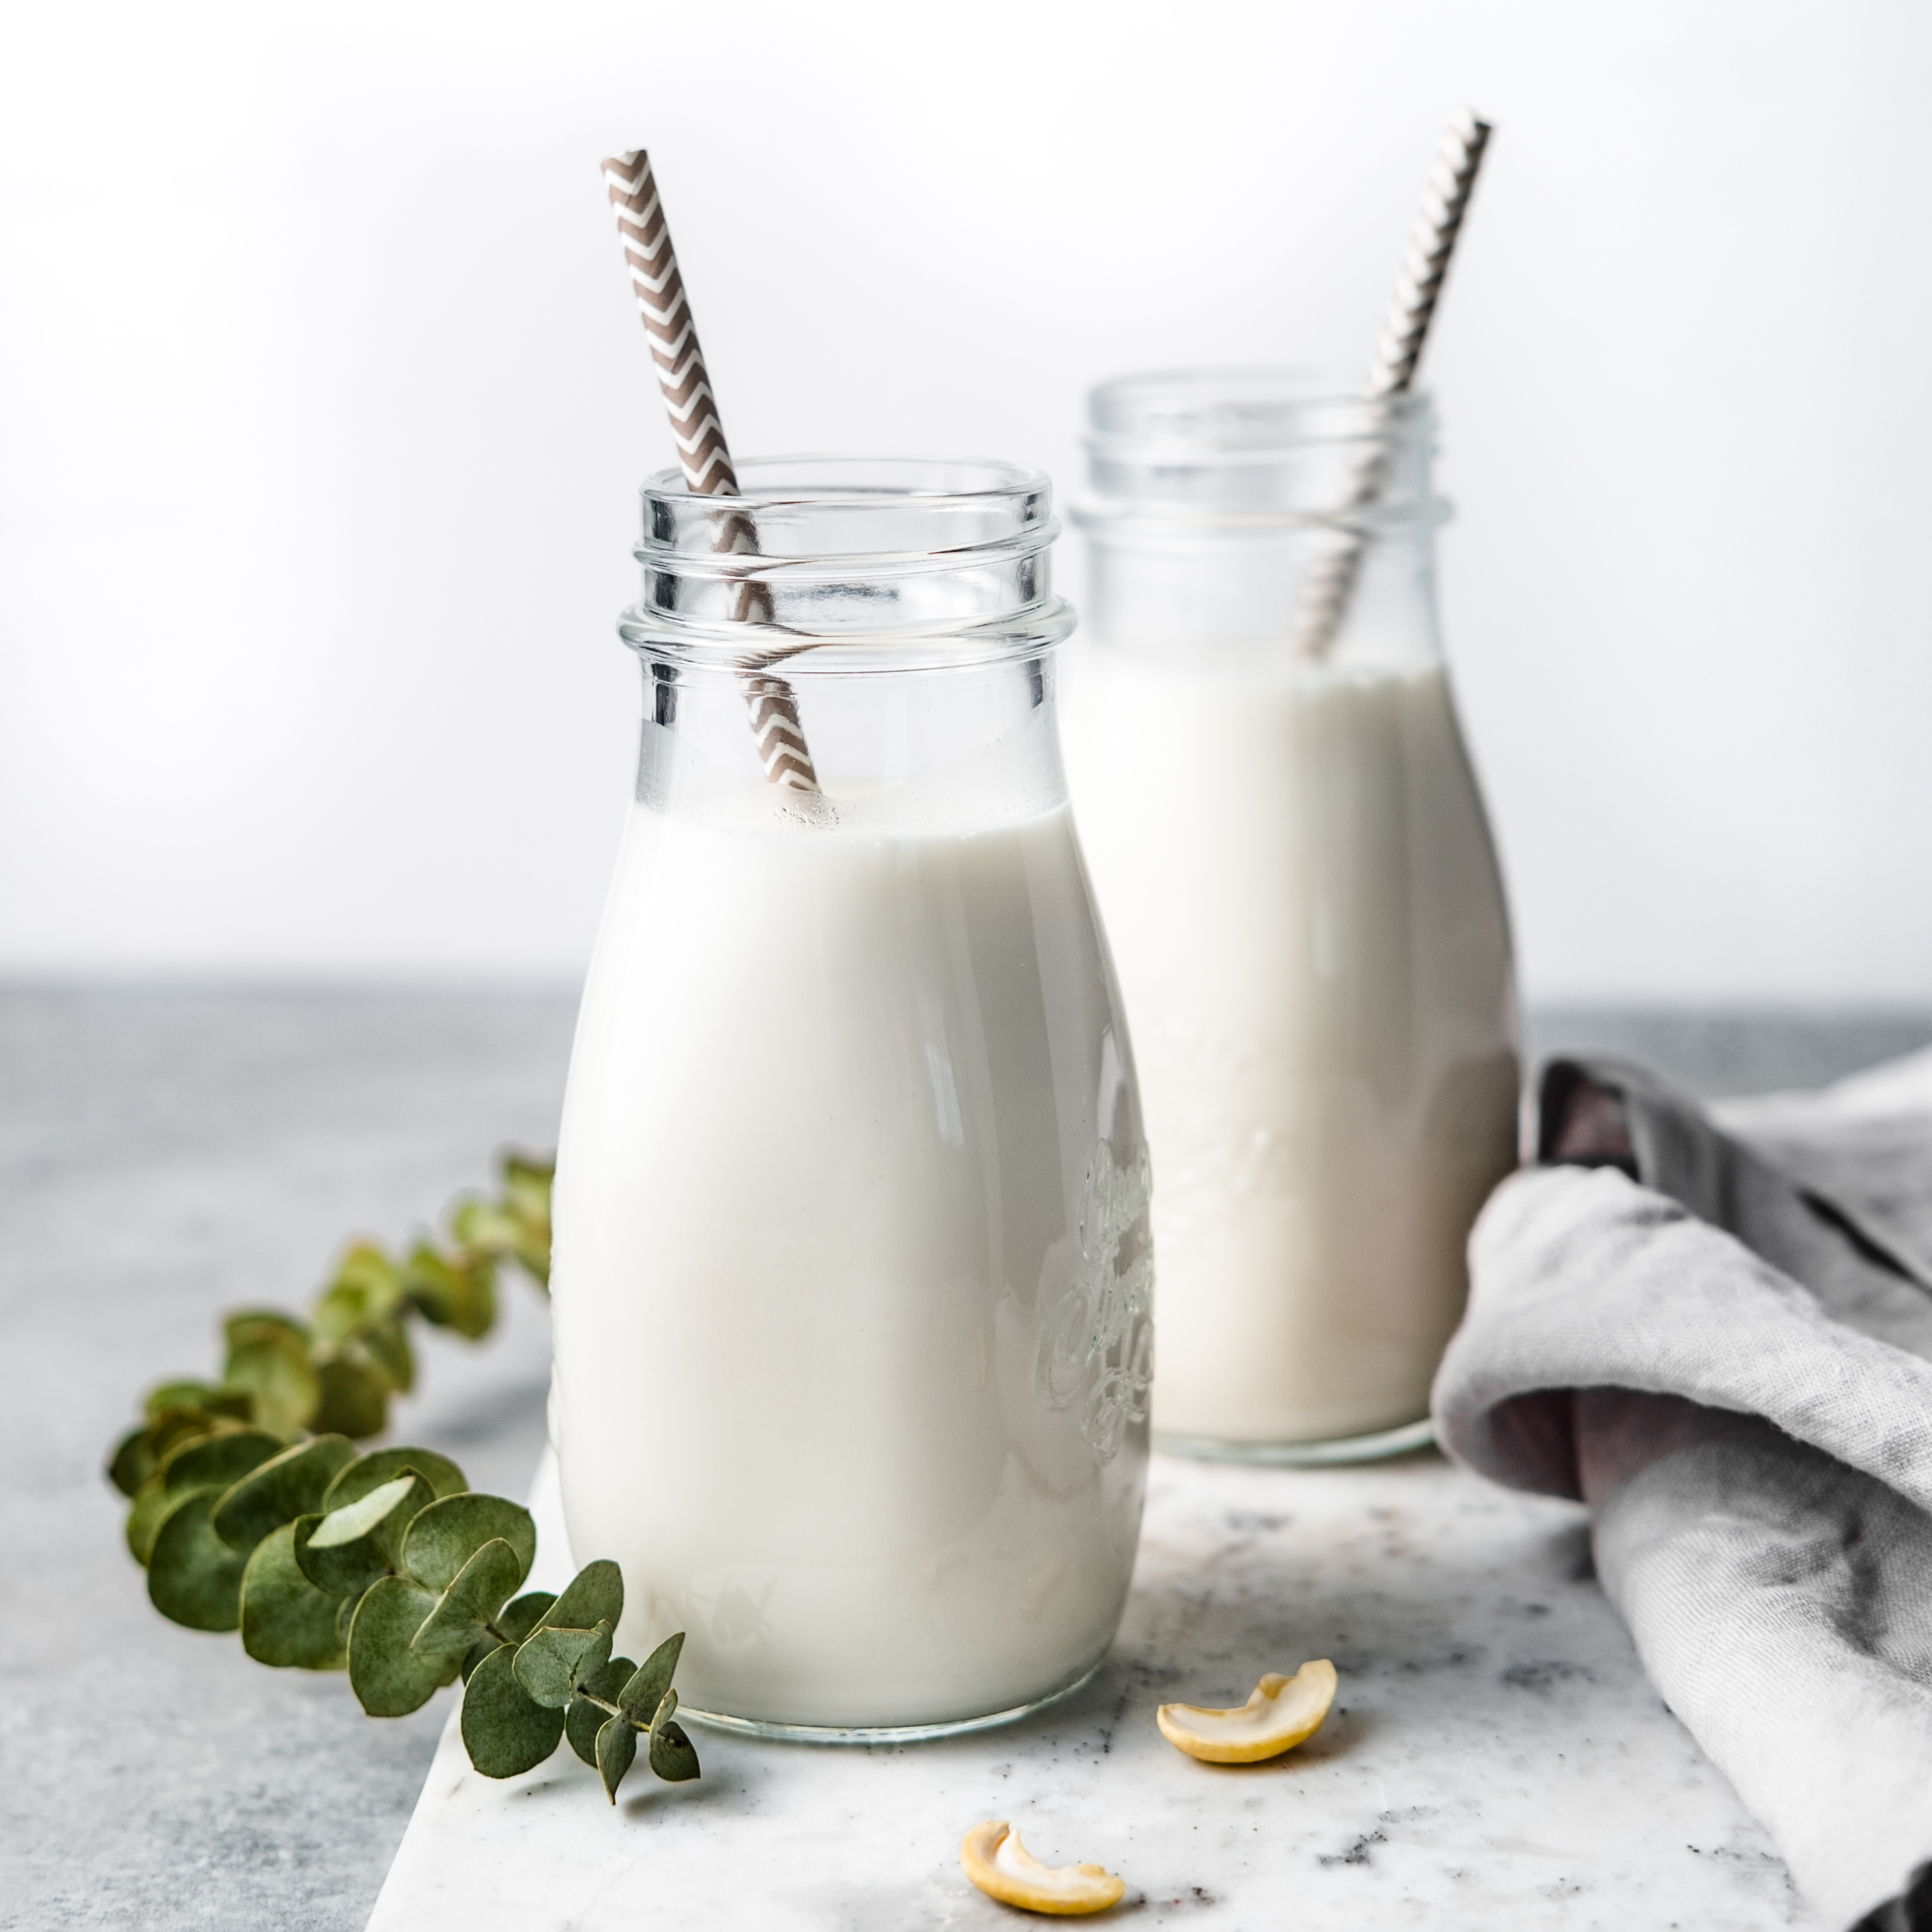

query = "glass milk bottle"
[1063,373,1518,1462]
[550,458,1152,1739]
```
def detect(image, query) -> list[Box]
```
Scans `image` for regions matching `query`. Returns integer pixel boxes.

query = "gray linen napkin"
[1432,1046,1932,1930]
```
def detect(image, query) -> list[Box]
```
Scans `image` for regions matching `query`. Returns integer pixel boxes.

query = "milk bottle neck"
[1072,374,1449,673]
[626,653,1074,835]
[616,458,1078,834]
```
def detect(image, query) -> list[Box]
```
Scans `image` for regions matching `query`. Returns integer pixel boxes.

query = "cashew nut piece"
[960,1819,1126,1916]
[1156,1659,1337,1763]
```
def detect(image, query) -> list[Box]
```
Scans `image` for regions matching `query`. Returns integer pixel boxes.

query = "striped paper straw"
[602,150,820,793]
[1290,109,1492,662]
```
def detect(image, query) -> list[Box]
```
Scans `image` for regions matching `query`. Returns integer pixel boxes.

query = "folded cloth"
[1433,1046,1932,1930]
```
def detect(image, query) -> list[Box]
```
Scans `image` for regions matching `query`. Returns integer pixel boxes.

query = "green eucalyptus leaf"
[410,1538,526,1665]
[503,1154,554,1224]
[145,1383,222,1430]
[357,1318,415,1394]
[533,1559,624,1640]
[565,1654,636,1765]
[309,1356,391,1440]
[648,1718,700,1784]
[460,1644,565,1778]
[398,1247,457,1326]
[161,1428,283,1496]
[109,1426,155,1500]
[210,1435,357,1553]
[293,1513,375,1600]
[448,1258,496,1335]
[312,1243,406,1340]
[497,1590,558,1645]
[451,1199,516,1250]
[618,1631,685,1722]
[513,1619,612,1710]
[310,1471,425,1553]
[400,1494,535,1593]
[497,1155,554,1287]
[114,1407,259,1501]
[124,1474,172,1565]
[147,1490,250,1631]
[337,1240,406,1301]
[312,1284,369,1345]
[469,1590,560,1683]
[225,1364,313,1440]
[402,1244,495,1339]
[596,1713,637,1804]
[224,1309,309,1355]
[150,1408,233,1465]
[295,1470,431,1594]
[222,1312,319,1439]
[239,1522,348,1669]
[323,1445,466,1511]
[146,1383,255,1430]
[507,1230,551,1288]
[347,1574,451,1716]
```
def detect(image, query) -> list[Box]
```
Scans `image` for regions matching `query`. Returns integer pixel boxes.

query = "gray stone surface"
[1523,1005,1932,1102]
[0,986,573,1932]
[2,986,1927,1930]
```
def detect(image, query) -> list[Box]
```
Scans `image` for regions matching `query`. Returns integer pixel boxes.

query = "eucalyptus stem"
[105,1152,697,1809]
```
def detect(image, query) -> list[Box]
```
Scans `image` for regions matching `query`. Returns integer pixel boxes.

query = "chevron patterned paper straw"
[602,149,820,793]
[1290,109,1492,662]
[603,146,738,493]
[1365,108,1493,402]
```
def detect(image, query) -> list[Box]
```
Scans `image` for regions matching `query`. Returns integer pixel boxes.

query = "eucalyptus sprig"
[104,1154,697,1806]
[109,1152,554,1485]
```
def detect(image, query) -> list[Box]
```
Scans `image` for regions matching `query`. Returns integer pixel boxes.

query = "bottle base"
[1154,1414,1436,1468]
[678,1657,1102,1747]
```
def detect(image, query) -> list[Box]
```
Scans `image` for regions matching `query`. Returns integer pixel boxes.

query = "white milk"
[550,796,1150,1730]
[1062,650,1517,1445]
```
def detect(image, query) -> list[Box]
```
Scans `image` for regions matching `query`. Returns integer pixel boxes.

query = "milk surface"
[551,794,1149,1729]
[1062,651,1517,1445]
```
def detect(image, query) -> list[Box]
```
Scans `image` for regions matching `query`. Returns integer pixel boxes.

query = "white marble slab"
[366,1450,1819,1930]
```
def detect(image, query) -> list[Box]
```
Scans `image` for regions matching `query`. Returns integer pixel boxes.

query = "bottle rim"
[637,455,1057,568]
[624,455,1075,669]
[1076,369,1448,535]
[1085,368,1432,443]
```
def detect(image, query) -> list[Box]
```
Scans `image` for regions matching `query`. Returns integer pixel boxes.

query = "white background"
[3,0,1929,1003]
